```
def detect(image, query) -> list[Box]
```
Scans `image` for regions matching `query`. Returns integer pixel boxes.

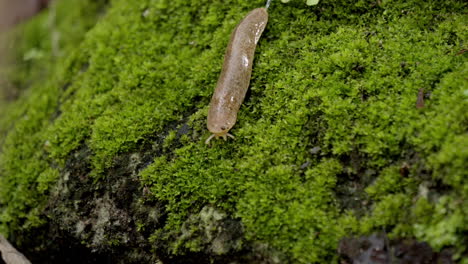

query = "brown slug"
[205,4,269,144]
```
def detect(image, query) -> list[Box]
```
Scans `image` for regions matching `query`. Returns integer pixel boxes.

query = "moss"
[0,0,109,238]
[414,196,465,251]
[0,0,467,262]
[0,0,107,117]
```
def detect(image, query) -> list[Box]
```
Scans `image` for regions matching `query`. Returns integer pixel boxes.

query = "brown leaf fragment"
[400,162,410,177]
[416,88,425,109]
[455,49,467,55]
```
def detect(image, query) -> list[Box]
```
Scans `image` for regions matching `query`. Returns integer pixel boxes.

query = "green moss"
[414,196,465,251]
[0,0,467,262]
[0,0,108,235]
[0,0,107,117]
[365,166,414,198]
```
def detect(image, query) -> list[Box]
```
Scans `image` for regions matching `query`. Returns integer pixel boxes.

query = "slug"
[205,3,269,144]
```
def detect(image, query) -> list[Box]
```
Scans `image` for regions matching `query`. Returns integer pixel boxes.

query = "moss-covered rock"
[0,0,466,263]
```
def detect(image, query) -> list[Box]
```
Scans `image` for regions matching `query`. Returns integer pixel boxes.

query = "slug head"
[205,121,236,144]
[207,106,237,134]
[207,121,231,136]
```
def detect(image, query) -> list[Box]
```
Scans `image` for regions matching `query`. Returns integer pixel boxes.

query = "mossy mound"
[0,0,466,263]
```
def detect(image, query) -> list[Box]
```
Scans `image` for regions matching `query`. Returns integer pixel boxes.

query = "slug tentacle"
[206,7,268,144]
[205,134,216,145]
[224,133,235,141]
[205,133,236,145]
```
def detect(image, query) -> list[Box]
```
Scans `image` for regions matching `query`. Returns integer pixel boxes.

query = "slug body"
[206,8,268,144]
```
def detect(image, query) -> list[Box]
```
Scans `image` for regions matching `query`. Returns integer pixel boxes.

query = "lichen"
[0,0,467,263]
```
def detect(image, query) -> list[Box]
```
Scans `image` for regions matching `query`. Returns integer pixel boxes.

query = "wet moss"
[0,0,467,263]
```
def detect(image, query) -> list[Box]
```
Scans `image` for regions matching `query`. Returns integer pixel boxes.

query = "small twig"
[0,235,31,264]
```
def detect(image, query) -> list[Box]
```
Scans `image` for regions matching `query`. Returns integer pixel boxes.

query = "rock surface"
[0,0,466,263]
